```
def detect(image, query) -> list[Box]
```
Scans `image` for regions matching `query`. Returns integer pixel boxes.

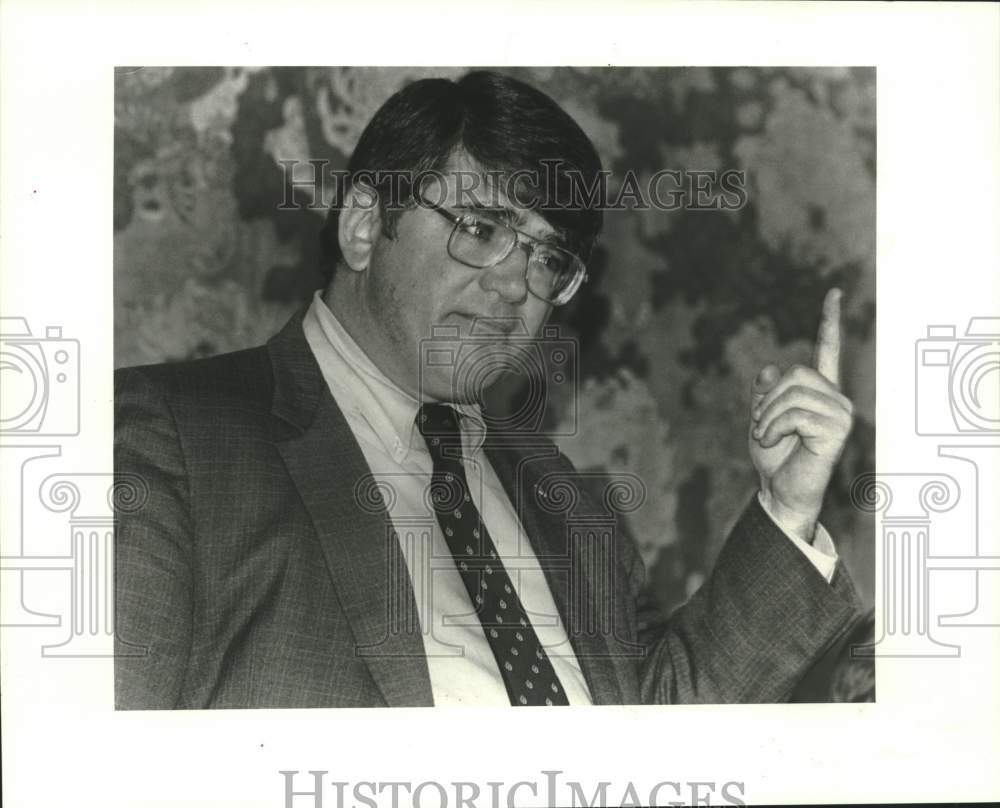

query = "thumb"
[751,364,780,411]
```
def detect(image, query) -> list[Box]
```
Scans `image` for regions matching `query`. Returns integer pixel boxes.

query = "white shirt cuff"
[757,492,839,583]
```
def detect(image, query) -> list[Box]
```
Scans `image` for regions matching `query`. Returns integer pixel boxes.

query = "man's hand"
[749,288,854,542]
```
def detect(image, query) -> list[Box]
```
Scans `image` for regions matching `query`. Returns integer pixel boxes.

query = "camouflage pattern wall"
[114,66,876,618]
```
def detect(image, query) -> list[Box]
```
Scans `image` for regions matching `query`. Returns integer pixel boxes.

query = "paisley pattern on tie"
[417,403,569,706]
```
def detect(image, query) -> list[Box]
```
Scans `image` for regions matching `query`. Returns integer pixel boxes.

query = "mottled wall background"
[114,66,876,621]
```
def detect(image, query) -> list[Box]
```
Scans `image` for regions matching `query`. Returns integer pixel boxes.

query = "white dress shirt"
[302,290,838,705]
[304,292,593,705]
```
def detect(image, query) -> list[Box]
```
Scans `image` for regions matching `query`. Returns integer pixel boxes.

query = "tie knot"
[417,403,462,448]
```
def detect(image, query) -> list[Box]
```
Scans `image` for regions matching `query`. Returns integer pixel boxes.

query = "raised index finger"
[814,288,842,387]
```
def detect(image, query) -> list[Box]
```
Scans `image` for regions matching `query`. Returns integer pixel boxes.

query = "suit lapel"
[267,309,433,707]
[485,441,629,705]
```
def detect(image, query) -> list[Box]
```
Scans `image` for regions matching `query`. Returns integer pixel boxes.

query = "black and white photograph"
[1,2,997,807]
[112,65,876,709]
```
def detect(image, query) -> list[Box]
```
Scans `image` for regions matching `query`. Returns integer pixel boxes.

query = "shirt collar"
[304,290,487,463]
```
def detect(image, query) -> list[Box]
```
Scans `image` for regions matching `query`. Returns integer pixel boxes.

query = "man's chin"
[422,339,529,401]
[419,364,512,406]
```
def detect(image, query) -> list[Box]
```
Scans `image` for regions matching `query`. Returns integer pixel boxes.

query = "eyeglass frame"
[414,195,589,307]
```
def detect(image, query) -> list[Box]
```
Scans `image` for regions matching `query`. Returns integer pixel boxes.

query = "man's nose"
[478,247,529,304]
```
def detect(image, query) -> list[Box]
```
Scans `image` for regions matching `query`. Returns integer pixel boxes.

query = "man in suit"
[114,70,863,709]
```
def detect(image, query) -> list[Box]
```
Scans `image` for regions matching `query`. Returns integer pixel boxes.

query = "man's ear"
[338,183,381,273]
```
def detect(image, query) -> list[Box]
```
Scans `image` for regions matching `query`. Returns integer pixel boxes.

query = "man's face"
[356,153,557,404]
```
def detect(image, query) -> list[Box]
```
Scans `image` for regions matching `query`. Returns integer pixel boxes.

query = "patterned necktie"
[417,403,569,706]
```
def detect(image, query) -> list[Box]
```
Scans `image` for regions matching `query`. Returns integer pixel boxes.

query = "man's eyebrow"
[458,201,567,245]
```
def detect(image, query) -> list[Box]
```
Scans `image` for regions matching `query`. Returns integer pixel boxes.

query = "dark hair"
[319,70,605,278]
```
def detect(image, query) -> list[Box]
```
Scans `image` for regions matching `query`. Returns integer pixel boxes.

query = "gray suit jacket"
[114,307,863,708]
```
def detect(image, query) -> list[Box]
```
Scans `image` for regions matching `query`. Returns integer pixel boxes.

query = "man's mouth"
[454,313,526,337]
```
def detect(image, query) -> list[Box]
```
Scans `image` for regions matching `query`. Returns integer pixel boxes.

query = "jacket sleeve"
[114,366,194,709]
[635,495,864,703]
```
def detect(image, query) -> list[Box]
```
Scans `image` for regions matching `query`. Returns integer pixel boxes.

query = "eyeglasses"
[419,198,588,307]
